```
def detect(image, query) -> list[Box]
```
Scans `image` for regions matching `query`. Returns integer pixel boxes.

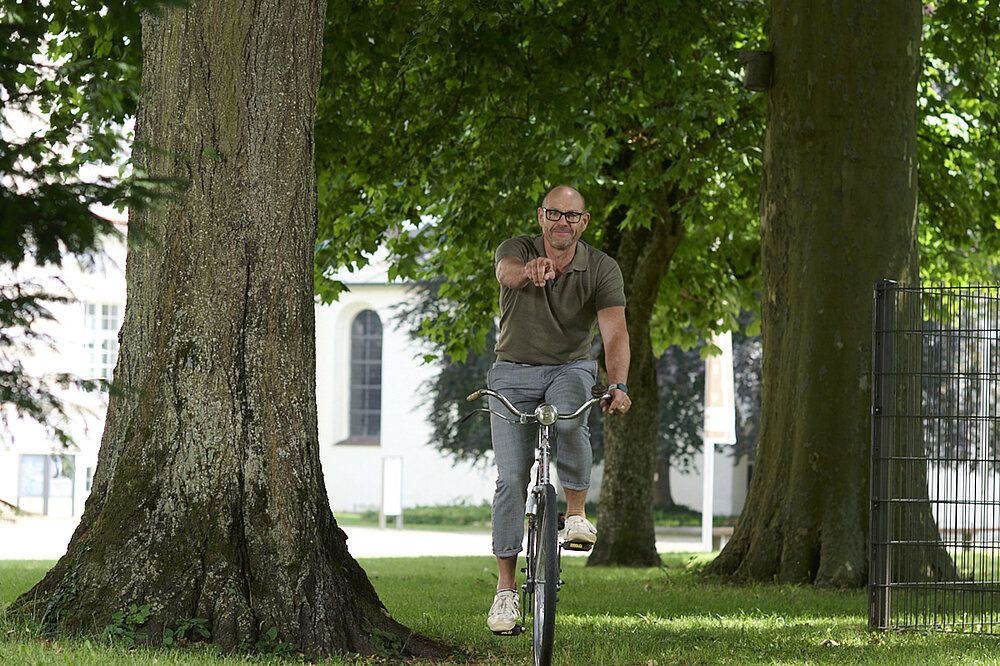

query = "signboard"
[702,330,737,551]
[704,331,737,445]
[380,456,403,529]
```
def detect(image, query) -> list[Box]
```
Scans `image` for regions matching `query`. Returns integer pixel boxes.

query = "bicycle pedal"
[561,541,593,552]
[492,625,524,637]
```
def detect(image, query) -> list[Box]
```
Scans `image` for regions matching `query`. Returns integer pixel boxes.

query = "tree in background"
[707,0,924,587]
[707,0,1000,588]
[653,312,762,508]
[9,0,444,656]
[1,0,168,444]
[319,0,766,567]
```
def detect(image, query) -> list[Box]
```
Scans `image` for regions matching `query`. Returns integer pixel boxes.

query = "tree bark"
[707,0,924,586]
[9,0,445,657]
[589,205,684,567]
[654,459,679,509]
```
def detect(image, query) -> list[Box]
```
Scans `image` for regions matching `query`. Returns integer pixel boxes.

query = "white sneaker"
[487,589,520,633]
[561,515,597,545]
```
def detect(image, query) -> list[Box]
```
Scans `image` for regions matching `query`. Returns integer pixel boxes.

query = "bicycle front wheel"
[532,483,559,666]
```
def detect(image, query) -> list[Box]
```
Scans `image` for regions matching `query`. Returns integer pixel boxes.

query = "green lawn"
[3,555,1000,665]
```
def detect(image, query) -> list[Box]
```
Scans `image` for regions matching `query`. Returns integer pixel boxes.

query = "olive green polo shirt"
[494,235,626,365]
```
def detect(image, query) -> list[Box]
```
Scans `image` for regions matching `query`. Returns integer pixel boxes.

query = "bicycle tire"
[532,483,558,666]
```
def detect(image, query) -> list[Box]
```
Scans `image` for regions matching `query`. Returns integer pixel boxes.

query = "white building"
[1,237,747,520]
[0,225,126,518]
[669,448,749,517]
[314,257,495,514]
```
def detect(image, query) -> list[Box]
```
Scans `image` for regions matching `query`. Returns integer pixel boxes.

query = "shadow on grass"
[367,554,1000,665]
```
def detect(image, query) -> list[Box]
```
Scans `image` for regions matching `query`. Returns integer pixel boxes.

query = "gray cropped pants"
[487,359,598,557]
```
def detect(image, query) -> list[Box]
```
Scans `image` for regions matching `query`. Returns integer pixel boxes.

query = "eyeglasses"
[542,208,585,224]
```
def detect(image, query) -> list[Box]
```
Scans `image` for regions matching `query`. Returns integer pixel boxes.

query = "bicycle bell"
[535,404,559,425]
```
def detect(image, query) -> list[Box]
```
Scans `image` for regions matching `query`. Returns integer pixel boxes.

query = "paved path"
[0,516,704,560]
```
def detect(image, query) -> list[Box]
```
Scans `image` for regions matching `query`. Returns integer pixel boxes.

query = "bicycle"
[463,383,611,666]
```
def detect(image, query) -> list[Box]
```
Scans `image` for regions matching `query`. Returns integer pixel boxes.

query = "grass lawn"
[3,554,1000,665]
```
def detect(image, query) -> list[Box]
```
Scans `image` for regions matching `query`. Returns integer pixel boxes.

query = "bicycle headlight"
[535,404,559,426]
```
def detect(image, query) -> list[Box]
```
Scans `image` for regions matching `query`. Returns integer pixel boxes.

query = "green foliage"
[162,617,211,647]
[1,0,175,267]
[253,626,297,656]
[360,500,493,527]
[320,1,1000,363]
[101,603,151,647]
[318,0,767,359]
[1,0,177,444]
[363,622,403,656]
[918,1,1000,284]
[39,559,81,630]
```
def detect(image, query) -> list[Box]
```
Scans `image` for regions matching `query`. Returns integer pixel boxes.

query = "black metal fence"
[870,282,1000,632]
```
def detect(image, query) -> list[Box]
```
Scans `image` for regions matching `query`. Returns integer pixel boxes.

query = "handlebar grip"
[466,389,484,402]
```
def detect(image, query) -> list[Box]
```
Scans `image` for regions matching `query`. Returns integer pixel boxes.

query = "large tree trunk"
[707,0,923,586]
[9,0,444,657]
[654,459,680,509]
[589,205,683,567]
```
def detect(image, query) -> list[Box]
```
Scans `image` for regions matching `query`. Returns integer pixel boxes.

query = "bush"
[359,501,493,527]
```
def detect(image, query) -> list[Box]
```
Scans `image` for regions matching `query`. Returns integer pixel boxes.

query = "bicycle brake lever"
[458,408,519,426]
[458,408,486,425]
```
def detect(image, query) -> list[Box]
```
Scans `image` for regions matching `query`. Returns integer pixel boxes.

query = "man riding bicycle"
[487,185,632,633]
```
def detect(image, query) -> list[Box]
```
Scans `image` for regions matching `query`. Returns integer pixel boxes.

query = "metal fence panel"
[871,282,1000,632]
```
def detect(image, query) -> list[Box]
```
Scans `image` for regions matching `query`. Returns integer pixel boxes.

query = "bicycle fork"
[525,423,566,583]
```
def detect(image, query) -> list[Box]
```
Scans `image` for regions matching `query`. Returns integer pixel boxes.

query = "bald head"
[542,185,586,211]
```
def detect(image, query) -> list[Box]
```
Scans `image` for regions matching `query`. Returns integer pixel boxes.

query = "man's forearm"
[496,256,529,289]
[605,333,630,386]
[597,306,630,386]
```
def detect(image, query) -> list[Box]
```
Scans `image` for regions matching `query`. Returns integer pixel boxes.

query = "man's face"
[537,191,590,252]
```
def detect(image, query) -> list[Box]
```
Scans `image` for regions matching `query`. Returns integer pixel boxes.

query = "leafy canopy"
[318,0,767,360]
[1,0,172,442]
[319,1,1000,365]
[918,1,1000,283]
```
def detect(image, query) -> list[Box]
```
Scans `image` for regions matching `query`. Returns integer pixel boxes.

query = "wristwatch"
[608,383,629,394]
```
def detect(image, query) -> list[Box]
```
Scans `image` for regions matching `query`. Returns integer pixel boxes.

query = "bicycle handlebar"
[464,385,611,424]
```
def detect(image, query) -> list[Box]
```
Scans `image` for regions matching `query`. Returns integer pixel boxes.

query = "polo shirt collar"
[532,235,590,272]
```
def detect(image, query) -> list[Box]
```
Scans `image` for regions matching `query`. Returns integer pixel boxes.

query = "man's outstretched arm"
[496,255,556,288]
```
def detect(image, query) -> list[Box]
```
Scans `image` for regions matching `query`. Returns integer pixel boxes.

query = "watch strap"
[608,382,629,394]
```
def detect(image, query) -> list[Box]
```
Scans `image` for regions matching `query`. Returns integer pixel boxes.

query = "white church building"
[0,227,748,523]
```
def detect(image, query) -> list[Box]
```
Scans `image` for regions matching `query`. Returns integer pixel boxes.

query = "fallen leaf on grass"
[819,638,840,647]
[35,636,63,653]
